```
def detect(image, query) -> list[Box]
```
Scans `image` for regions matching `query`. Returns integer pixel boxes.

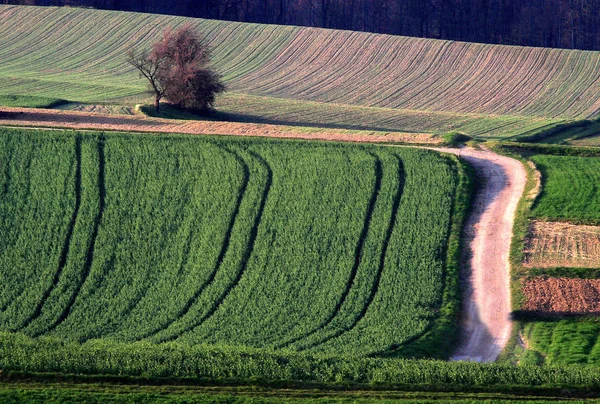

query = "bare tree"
[126,48,170,113]
[127,24,226,114]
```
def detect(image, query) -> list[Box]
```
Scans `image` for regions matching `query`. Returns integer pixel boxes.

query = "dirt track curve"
[434,148,526,363]
[1,107,526,362]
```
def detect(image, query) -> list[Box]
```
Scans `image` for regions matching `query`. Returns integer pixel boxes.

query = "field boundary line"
[155,149,273,343]
[15,136,82,332]
[136,145,251,342]
[36,134,106,337]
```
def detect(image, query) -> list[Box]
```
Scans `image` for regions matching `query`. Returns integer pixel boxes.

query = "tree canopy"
[127,24,226,113]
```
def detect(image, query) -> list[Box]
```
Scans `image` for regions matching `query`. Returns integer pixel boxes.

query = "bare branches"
[127,24,226,114]
[126,48,170,112]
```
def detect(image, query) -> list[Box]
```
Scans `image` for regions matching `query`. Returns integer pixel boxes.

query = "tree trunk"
[155,95,160,113]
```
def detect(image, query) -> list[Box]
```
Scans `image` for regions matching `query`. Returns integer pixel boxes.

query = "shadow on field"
[10,110,163,127]
[142,104,423,133]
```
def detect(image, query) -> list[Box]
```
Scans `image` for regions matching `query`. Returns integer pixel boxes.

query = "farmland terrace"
[1,5,600,138]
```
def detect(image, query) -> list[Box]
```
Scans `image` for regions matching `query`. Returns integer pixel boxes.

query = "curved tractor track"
[1,110,526,362]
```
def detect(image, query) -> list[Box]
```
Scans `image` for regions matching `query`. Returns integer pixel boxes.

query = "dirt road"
[436,148,526,363]
[1,107,525,362]
[0,107,438,144]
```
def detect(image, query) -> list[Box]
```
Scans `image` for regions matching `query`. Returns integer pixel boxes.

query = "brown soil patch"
[523,221,600,268]
[522,277,600,314]
[0,107,440,144]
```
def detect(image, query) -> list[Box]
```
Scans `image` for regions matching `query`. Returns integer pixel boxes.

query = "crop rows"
[0,5,598,137]
[0,127,460,358]
[215,93,558,139]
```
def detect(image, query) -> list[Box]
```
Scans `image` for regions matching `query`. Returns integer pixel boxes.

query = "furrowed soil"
[0,107,439,144]
[523,277,600,314]
[1,109,526,363]
[524,221,600,268]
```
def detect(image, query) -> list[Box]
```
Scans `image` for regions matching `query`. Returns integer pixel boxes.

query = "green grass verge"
[1,379,598,403]
[525,267,600,279]
[0,94,67,108]
[5,333,600,395]
[530,155,600,223]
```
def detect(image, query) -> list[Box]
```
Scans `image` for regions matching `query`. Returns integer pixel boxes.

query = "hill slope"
[1,6,600,136]
[0,128,463,358]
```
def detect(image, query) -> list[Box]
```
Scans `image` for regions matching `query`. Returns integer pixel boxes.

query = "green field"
[4,5,597,137]
[530,155,600,222]
[0,127,465,360]
[521,319,600,366]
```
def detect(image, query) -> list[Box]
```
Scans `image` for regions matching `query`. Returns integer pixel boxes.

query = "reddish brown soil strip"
[524,221,600,269]
[0,107,440,144]
[523,277,600,314]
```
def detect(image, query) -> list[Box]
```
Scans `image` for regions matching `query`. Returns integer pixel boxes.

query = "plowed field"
[524,221,600,269]
[2,5,598,137]
[522,277,600,314]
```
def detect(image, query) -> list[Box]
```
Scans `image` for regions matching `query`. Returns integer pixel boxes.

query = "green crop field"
[530,155,600,223]
[0,127,465,362]
[521,319,600,366]
[4,5,600,137]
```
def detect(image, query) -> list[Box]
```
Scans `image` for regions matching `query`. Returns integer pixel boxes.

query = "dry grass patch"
[524,221,600,268]
[0,107,440,144]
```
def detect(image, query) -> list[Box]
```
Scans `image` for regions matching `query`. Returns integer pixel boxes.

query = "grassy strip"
[525,267,600,279]
[0,94,68,108]
[0,379,596,403]
[5,335,600,396]
[497,142,600,158]
[513,119,594,143]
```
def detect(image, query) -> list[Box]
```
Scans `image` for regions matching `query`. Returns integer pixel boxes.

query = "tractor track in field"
[297,155,406,352]
[39,134,106,337]
[276,153,385,349]
[155,150,273,344]
[16,136,82,332]
[3,109,526,362]
[137,146,252,342]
